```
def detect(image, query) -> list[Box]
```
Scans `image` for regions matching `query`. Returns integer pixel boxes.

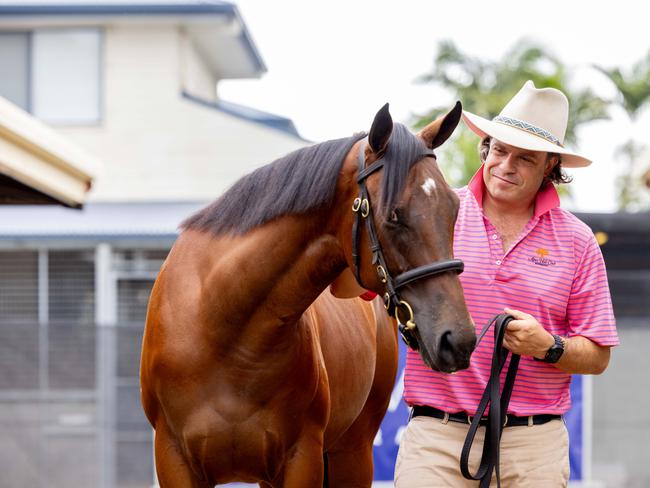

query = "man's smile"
[492,173,517,185]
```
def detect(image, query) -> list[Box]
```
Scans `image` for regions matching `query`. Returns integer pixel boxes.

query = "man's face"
[483,139,555,207]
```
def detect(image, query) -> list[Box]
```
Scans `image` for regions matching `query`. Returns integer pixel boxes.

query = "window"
[0,250,38,325]
[48,250,96,389]
[0,28,101,124]
[0,249,96,390]
[32,29,101,124]
[0,251,39,389]
[49,250,95,325]
[0,33,30,110]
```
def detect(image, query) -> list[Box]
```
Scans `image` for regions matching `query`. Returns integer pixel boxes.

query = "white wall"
[179,27,217,102]
[55,23,306,203]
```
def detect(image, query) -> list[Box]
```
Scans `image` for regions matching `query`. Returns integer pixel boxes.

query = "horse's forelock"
[378,124,430,216]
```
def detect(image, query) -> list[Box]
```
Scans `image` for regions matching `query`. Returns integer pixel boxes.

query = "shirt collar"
[467,164,560,218]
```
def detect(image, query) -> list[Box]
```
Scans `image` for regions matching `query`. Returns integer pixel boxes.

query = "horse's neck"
[184,216,346,338]
[242,218,345,318]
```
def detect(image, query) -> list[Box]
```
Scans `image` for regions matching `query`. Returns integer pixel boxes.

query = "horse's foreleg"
[274,430,325,488]
[154,424,211,488]
[326,319,397,488]
[325,437,375,487]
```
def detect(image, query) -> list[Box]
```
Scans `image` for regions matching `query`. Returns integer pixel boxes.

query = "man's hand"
[502,308,611,374]
[502,307,554,359]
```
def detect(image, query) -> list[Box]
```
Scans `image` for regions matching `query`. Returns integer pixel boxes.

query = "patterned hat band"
[492,115,563,147]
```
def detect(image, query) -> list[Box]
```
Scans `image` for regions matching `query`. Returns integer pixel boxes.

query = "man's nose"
[499,153,516,171]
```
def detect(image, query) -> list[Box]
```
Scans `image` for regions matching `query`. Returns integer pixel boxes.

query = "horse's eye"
[389,208,401,223]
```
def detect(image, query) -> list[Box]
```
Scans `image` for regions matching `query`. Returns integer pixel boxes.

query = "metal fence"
[0,247,160,488]
[0,321,152,488]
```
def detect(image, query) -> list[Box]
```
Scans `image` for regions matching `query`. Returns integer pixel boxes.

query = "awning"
[0,96,98,208]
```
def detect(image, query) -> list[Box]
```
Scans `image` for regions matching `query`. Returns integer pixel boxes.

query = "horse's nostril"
[440,328,475,354]
[436,328,474,373]
[440,330,454,352]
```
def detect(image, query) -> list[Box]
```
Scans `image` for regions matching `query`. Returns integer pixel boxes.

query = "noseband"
[350,140,464,350]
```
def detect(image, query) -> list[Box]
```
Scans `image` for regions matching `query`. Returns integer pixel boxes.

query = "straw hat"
[461,80,591,168]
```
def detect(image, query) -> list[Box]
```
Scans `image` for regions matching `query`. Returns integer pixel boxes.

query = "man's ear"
[545,155,560,176]
[368,103,393,154]
[418,101,462,149]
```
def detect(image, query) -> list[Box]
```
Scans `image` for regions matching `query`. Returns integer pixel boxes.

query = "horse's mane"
[181,123,428,236]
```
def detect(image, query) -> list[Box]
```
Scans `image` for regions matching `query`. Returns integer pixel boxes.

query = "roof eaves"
[0,2,234,17]
[0,1,266,74]
[182,91,308,141]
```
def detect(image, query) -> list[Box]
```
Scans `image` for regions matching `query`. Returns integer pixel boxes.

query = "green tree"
[414,39,610,192]
[595,52,650,210]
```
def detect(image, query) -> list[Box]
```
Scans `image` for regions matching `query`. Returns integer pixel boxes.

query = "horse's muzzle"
[435,328,476,373]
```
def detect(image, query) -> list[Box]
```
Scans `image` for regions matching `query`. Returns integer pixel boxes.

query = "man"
[393,81,619,487]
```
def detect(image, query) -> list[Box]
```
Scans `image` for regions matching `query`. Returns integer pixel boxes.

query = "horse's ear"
[369,103,393,154]
[419,101,462,149]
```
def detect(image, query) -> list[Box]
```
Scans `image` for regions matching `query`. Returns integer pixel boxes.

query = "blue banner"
[566,374,583,481]
[372,342,584,481]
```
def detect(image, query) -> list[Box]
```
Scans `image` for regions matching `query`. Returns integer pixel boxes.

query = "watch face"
[545,345,564,363]
[545,335,565,363]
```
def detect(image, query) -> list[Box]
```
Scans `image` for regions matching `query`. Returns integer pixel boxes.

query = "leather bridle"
[350,139,464,349]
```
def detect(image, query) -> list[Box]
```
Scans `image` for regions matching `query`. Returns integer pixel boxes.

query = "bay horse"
[140,102,476,487]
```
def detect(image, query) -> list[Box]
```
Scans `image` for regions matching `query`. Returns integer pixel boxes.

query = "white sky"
[220,0,650,212]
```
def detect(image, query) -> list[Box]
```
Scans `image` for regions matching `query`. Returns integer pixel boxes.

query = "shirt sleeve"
[566,234,619,346]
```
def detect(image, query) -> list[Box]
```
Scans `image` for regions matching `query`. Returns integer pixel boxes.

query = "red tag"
[359,291,378,301]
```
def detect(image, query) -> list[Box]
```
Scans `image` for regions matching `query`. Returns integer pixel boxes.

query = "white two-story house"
[0,2,306,487]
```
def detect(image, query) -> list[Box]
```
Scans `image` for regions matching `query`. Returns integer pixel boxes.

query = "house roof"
[182,91,305,140]
[0,201,203,239]
[0,1,266,78]
[0,1,235,16]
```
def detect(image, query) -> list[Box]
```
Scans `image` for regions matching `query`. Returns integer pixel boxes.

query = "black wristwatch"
[534,334,565,364]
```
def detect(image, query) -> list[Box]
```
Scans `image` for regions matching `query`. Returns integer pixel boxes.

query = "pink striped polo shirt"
[403,165,619,415]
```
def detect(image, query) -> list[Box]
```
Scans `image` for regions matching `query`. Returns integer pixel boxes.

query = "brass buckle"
[383,292,391,310]
[360,198,370,218]
[396,300,416,331]
[376,265,388,283]
[352,197,362,212]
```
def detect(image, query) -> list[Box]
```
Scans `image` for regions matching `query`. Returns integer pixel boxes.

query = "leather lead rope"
[460,313,520,488]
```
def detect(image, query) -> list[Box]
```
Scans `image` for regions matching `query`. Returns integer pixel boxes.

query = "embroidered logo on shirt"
[530,248,556,266]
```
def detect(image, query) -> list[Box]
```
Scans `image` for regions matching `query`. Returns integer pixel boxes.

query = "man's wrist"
[535,333,556,360]
[534,334,566,363]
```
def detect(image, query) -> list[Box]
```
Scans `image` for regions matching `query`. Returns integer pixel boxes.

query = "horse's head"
[350,102,476,373]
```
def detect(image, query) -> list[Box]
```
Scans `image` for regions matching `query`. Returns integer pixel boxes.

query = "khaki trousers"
[394,415,569,487]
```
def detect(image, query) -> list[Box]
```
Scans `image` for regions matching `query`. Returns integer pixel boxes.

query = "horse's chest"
[181,391,326,484]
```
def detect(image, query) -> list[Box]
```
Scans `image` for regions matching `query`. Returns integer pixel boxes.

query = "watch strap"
[534,334,565,363]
